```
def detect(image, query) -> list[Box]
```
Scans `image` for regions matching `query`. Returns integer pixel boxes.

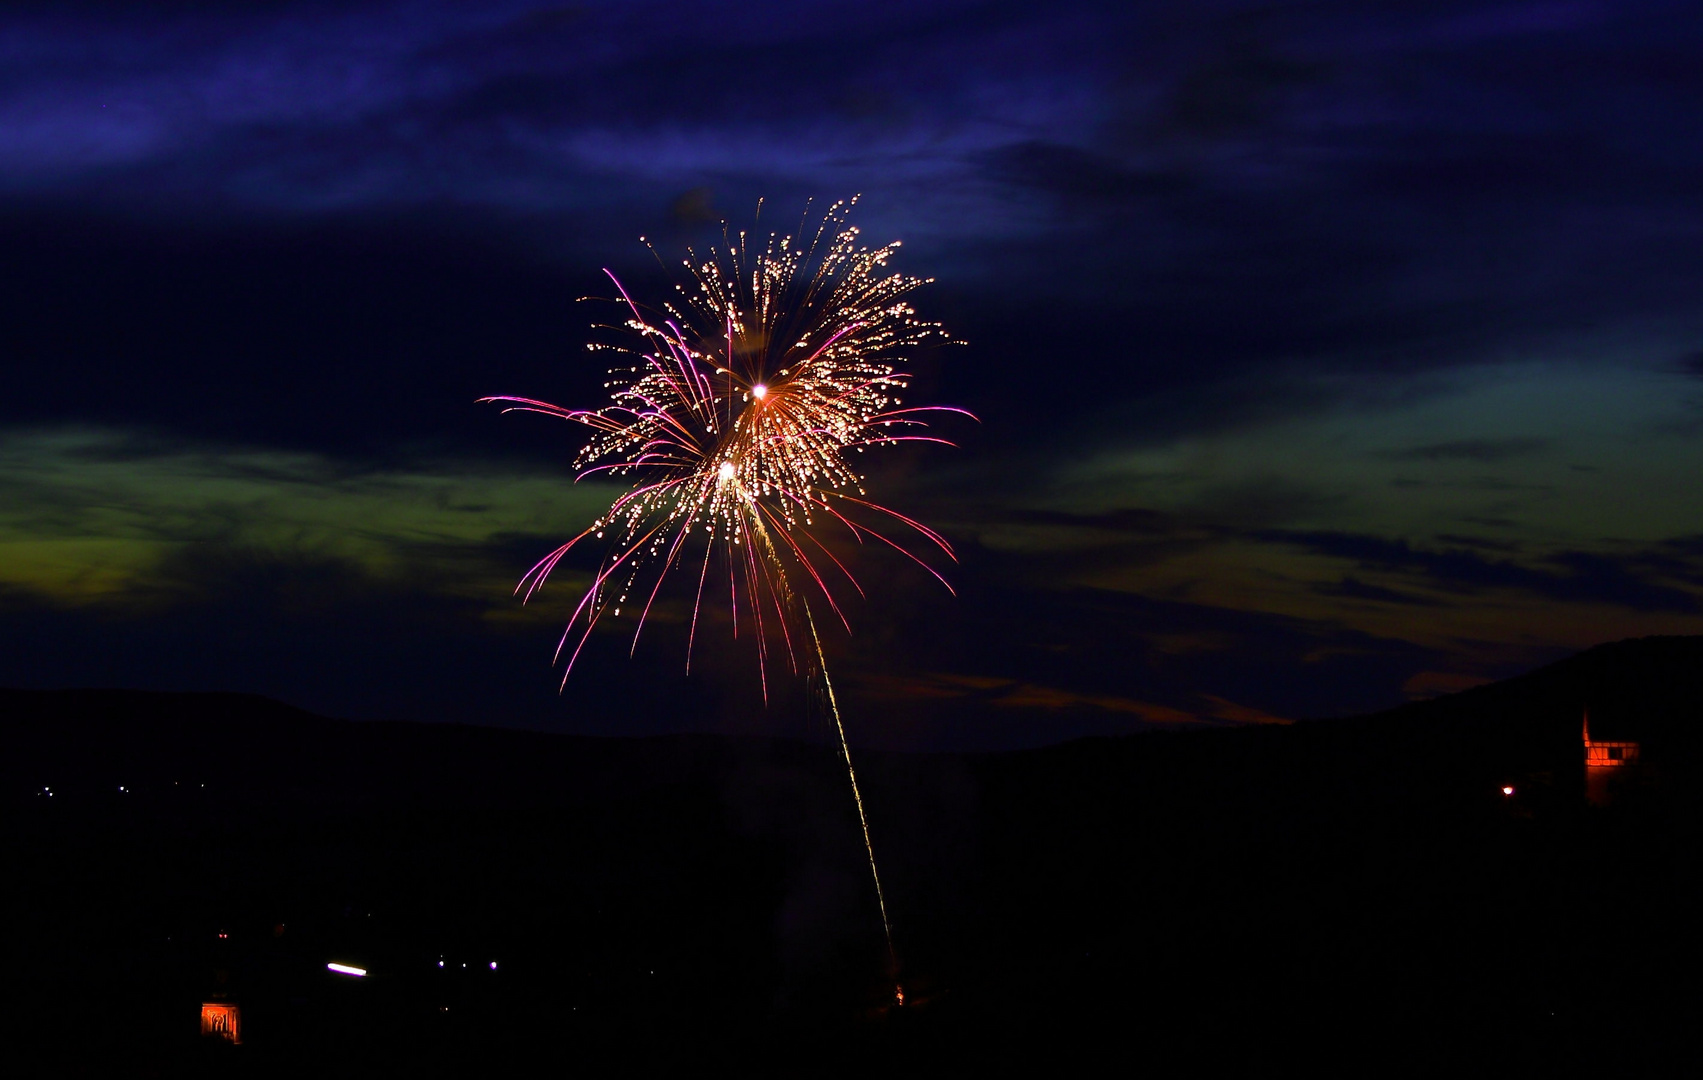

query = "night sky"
[3,0,1701,749]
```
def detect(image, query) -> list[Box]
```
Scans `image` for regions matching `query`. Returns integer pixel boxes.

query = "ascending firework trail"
[802,595,894,971]
[482,197,970,995]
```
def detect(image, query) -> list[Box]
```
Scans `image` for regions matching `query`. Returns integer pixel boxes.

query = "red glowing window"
[200,1002,242,1044]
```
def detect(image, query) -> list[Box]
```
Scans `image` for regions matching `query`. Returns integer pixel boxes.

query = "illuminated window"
[200,1003,241,1044]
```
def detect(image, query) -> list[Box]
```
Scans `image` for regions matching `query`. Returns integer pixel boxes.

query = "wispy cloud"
[924,358,1703,668]
[1262,529,1701,613]
[0,425,608,607]
[1373,437,1549,463]
[858,670,1206,723]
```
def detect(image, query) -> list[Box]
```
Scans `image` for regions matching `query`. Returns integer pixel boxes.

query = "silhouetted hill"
[6,637,1701,1073]
[1309,633,1703,791]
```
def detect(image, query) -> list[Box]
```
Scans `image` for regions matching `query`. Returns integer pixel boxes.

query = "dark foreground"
[8,637,1702,1074]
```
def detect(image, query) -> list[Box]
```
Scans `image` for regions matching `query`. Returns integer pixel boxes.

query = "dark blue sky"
[3,1,1701,748]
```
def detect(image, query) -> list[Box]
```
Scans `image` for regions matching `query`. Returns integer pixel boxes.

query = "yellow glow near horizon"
[968,356,1703,665]
[0,425,613,610]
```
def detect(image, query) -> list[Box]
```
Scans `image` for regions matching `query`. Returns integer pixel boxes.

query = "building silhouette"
[1583,708,1641,806]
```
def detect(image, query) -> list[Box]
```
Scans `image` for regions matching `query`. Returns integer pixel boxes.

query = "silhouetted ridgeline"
[6,636,1701,1072]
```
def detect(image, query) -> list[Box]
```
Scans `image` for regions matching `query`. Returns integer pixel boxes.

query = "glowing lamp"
[327,962,368,977]
[200,1002,242,1044]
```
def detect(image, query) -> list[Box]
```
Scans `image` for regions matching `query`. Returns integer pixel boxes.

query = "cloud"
[1432,533,1521,552]
[1400,670,1494,699]
[1261,529,1702,613]
[1373,438,1549,463]
[859,670,1204,722]
[855,671,1292,730]
[1312,576,1440,606]
[832,547,1490,729]
[1155,22,1329,138]
[1198,694,1290,725]
[984,141,1191,207]
[0,0,1109,237]
[0,425,610,608]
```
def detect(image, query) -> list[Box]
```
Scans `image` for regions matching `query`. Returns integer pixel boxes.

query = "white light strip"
[327,962,368,977]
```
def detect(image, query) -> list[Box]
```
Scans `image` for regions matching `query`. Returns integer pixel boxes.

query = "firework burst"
[482,197,970,694]
[485,198,967,990]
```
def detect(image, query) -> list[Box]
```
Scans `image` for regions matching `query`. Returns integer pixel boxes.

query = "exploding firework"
[482,197,969,976]
[481,197,969,692]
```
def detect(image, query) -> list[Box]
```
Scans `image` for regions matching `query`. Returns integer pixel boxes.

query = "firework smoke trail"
[483,197,967,991]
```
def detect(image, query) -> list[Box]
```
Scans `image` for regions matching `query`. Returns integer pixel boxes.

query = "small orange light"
[1501,785,1515,796]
